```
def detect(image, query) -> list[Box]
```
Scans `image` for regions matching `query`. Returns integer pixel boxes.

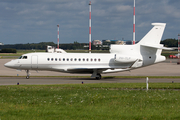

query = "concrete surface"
[1,59,180,77]
[1,59,180,85]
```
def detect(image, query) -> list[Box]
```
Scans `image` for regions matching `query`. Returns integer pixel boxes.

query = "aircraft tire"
[96,74,101,80]
[26,76,30,79]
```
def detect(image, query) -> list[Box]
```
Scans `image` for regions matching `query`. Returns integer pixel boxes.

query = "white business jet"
[4,23,171,79]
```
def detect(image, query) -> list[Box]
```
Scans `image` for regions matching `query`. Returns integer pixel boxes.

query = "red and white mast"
[133,0,135,45]
[178,34,180,59]
[89,1,92,53]
[57,24,59,49]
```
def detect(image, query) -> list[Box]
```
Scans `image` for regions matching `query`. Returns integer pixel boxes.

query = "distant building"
[123,40,139,45]
[102,39,125,45]
[102,40,110,43]
[102,39,138,45]
[115,41,125,45]
[92,40,102,45]
[0,42,4,45]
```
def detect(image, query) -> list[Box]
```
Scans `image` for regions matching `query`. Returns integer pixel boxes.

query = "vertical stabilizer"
[138,23,166,45]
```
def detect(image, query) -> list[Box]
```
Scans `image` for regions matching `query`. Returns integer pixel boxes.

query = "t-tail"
[110,23,171,71]
[137,23,169,66]
[137,23,172,65]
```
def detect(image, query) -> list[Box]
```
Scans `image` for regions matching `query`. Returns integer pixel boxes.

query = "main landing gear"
[96,73,101,80]
[91,69,102,80]
[25,70,30,79]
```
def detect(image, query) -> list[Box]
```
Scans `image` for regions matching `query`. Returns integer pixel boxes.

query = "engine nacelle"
[114,54,138,63]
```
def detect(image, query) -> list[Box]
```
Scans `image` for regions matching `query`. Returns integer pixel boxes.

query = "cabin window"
[79,58,81,61]
[94,59,96,61]
[74,58,77,61]
[67,58,69,61]
[63,58,65,61]
[70,58,73,61]
[91,58,93,61]
[55,58,57,61]
[98,59,100,62]
[51,58,53,61]
[47,58,50,61]
[86,58,89,61]
[83,58,85,61]
[59,58,61,61]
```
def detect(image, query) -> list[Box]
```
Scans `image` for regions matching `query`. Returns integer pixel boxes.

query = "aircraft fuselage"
[5,53,139,74]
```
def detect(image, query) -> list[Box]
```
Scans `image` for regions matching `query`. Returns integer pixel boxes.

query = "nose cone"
[4,61,12,68]
[4,60,16,68]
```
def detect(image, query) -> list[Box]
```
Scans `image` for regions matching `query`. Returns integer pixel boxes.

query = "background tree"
[160,39,178,47]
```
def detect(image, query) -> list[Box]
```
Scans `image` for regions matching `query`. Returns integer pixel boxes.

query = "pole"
[89,1,92,53]
[57,24,59,49]
[133,0,135,45]
[178,34,180,59]
[146,77,149,91]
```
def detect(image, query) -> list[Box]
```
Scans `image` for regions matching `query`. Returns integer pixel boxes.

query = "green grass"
[162,50,178,57]
[0,83,180,120]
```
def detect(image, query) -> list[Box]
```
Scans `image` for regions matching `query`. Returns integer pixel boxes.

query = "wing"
[51,59,141,74]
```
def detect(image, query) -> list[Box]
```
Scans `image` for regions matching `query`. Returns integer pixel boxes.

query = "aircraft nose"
[4,61,14,68]
[4,62,11,67]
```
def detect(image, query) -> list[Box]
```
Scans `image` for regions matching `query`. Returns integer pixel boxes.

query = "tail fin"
[138,23,166,45]
[138,23,167,65]
[109,23,169,54]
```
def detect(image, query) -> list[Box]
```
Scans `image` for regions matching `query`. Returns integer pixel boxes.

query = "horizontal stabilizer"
[141,44,173,50]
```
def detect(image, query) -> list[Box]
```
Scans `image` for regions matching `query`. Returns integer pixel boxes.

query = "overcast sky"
[0,0,180,44]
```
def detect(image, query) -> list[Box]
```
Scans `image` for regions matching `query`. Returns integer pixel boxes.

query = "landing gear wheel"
[96,73,101,80]
[25,70,30,79]
[26,76,30,79]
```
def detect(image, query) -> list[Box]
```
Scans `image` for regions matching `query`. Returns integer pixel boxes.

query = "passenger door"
[31,55,38,69]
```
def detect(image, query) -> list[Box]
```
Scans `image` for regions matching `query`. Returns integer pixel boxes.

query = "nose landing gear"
[26,75,30,79]
[25,70,30,79]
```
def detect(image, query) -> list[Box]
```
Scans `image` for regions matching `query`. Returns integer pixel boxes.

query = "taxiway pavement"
[0,59,180,85]
[0,77,180,85]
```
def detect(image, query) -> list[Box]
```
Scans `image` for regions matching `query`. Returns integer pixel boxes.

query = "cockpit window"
[22,56,27,59]
[19,56,27,59]
[19,56,22,59]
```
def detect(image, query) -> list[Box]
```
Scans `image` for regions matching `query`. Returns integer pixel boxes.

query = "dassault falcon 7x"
[4,23,171,79]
